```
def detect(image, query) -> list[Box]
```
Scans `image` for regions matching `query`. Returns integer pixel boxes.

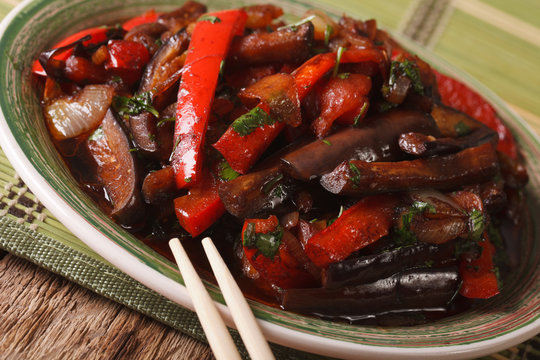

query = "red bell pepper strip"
[105,40,150,85]
[122,9,161,31]
[213,48,385,174]
[172,9,247,188]
[305,194,398,268]
[242,216,317,289]
[434,70,518,160]
[459,231,499,299]
[450,190,500,299]
[173,169,225,237]
[32,27,111,77]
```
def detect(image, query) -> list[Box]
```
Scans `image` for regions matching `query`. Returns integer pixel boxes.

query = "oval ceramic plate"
[0,0,538,359]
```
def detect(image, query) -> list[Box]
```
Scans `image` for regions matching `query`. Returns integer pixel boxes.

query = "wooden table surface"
[0,249,214,359]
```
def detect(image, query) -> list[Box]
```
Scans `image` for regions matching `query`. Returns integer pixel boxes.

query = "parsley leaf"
[198,15,221,23]
[113,91,159,118]
[393,201,436,246]
[231,107,274,136]
[243,223,283,259]
[218,160,240,181]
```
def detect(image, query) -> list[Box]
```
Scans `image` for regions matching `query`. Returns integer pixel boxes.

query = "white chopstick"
[169,238,241,360]
[201,237,275,360]
[169,237,275,360]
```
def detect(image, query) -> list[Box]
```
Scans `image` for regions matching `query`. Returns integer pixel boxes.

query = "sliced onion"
[44,84,114,140]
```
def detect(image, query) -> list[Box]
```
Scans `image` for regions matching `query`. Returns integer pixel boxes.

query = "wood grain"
[0,250,214,360]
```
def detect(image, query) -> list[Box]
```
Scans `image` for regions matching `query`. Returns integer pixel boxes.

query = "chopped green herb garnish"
[155,38,163,47]
[219,60,226,78]
[393,201,436,246]
[322,139,332,146]
[231,107,274,136]
[262,173,284,194]
[128,148,138,153]
[348,162,362,188]
[353,102,369,126]
[169,136,181,162]
[277,15,315,32]
[309,218,319,223]
[218,160,240,181]
[337,72,350,79]
[157,116,175,128]
[385,59,424,96]
[468,209,484,242]
[455,121,472,136]
[198,15,221,23]
[332,46,346,77]
[88,126,104,142]
[243,223,283,259]
[324,24,333,46]
[184,177,192,183]
[113,91,159,118]
[328,205,344,225]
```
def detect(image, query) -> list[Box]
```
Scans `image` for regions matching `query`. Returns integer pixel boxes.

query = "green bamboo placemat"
[0,0,538,359]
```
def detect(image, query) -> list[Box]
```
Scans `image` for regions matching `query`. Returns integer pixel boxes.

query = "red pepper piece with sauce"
[173,169,225,237]
[172,9,247,188]
[305,194,398,268]
[450,190,500,299]
[213,48,385,174]
[105,40,150,85]
[242,215,318,289]
[32,27,111,76]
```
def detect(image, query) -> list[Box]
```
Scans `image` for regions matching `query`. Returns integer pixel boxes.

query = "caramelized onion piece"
[156,0,207,34]
[87,110,144,226]
[44,84,114,140]
[431,102,482,137]
[320,142,499,195]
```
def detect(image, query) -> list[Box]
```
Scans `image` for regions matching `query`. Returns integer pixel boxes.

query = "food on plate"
[35,1,529,325]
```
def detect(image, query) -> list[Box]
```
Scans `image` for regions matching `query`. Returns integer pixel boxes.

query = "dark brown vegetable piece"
[142,166,179,204]
[156,0,207,34]
[228,22,314,65]
[280,109,441,181]
[322,242,457,288]
[86,110,144,226]
[282,267,461,316]
[399,125,498,157]
[321,142,499,195]
[430,102,482,137]
[244,4,284,29]
[124,22,168,56]
[129,31,189,154]
[218,166,293,218]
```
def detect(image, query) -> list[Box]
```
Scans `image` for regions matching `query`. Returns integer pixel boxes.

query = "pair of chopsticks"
[169,237,275,360]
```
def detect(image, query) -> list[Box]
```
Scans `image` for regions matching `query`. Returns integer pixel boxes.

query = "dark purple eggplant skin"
[399,126,498,157]
[281,267,460,316]
[322,242,457,289]
[228,22,314,66]
[321,142,499,195]
[99,110,145,226]
[130,30,189,154]
[218,166,294,218]
[280,109,441,181]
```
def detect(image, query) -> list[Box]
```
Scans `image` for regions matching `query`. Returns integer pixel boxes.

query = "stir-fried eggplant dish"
[35,2,529,325]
